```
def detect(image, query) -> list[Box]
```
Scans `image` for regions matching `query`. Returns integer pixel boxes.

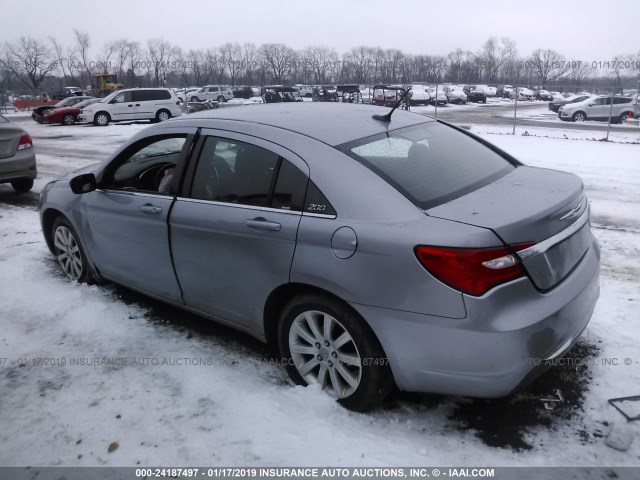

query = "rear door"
[170,130,309,332]
[133,90,154,120]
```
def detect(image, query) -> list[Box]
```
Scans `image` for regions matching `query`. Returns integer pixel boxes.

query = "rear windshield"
[339,123,515,210]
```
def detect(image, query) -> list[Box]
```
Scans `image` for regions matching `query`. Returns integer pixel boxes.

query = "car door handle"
[138,204,163,215]
[245,218,281,231]
[128,104,133,107]
[135,104,140,106]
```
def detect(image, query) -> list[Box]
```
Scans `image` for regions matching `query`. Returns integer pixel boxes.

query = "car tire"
[572,111,586,122]
[191,96,199,102]
[94,112,110,126]
[156,109,171,122]
[51,216,91,283]
[62,113,75,125]
[217,96,225,103]
[619,112,632,123]
[278,293,394,412]
[10,178,34,193]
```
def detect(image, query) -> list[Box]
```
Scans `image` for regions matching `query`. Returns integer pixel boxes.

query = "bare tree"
[0,37,57,91]
[241,43,258,84]
[528,48,568,87]
[147,39,175,87]
[49,37,69,84]
[73,30,93,88]
[220,43,243,86]
[126,41,142,87]
[303,46,338,84]
[478,37,516,82]
[259,43,295,83]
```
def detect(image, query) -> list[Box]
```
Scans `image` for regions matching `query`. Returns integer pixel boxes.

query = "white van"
[79,88,182,126]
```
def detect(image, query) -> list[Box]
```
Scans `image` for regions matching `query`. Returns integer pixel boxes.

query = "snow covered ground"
[0,116,639,470]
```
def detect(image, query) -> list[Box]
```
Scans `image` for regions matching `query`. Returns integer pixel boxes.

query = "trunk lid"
[426,166,592,290]
[0,124,22,159]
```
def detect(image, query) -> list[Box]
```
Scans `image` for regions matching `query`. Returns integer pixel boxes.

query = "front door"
[84,132,194,301]
[107,90,135,122]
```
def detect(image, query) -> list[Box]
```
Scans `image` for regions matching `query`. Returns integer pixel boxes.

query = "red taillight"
[415,243,534,296]
[17,134,33,151]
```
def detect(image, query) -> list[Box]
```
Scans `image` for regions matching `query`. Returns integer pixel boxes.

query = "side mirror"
[70,173,97,194]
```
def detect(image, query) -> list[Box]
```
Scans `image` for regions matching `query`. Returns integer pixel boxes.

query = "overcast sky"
[0,0,637,59]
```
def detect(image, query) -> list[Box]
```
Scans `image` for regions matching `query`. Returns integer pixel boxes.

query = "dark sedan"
[548,94,592,113]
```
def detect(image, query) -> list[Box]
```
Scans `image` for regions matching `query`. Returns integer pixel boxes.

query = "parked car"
[295,85,314,98]
[427,87,448,105]
[550,91,564,100]
[0,113,37,192]
[559,95,638,123]
[262,86,303,103]
[467,87,487,103]
[232,86,255,100]
[175,88,200,102]
[78,88,182,126]
[510,87,534,101]
[409,84,431,105]
[41,98,100,125]
[548,94,593,113]
[51,87,85,100]
[39,103,600,411]
[189,85,234,102]
[32,96,94,123]
[534,89,553,101]
[443,85,467,104]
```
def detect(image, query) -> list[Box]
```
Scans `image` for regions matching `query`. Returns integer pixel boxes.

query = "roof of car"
[172,103,434,146]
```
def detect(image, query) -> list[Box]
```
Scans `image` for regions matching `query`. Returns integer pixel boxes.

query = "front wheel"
[62,113,75,125]
[94,112,110,126]
[52,217,90,283]
[279,294,394,412]
[217,95,225,103]
[572,111,586,122]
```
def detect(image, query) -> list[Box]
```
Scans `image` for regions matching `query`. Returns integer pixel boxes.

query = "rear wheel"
[217,95,225,103]
[10,178,33,193]
[190,96,200,102]
[156,109,171,122]
[62,113,75,125]
[51,217,90,283]
[619,112,632,123]
[279,294,394,412]
[94,112,110,126]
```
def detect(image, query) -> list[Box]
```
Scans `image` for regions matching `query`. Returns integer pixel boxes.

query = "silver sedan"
[0,114,37,192]
[39,103,600,411]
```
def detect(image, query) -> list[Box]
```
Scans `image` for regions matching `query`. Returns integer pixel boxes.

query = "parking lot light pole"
[513,86,518,135]
[434,83,438,118]
[606,86,615,141]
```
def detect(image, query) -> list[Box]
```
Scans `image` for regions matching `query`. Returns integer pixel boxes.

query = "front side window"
[340,123,514,210]
[105,135,187,192]
[190,137,307,211]
[111,91,132,104]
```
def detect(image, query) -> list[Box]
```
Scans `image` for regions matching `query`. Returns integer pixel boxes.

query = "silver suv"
[189,85,234,102]
[559,95,638,123]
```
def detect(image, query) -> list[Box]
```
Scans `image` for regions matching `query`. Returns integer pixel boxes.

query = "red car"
[42,98,100,125]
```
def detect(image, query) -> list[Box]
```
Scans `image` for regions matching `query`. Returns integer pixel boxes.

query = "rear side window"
[133,90,171,101]
[340,123,514,210]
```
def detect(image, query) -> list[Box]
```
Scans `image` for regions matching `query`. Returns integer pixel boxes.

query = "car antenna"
[372,86,411,122]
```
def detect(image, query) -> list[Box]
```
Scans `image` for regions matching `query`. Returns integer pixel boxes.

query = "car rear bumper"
[0,150,37,182]
[352,236,600,397]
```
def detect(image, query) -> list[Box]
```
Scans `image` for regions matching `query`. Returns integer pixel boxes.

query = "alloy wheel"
[53,225,84,280]
[288,310,362,398]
